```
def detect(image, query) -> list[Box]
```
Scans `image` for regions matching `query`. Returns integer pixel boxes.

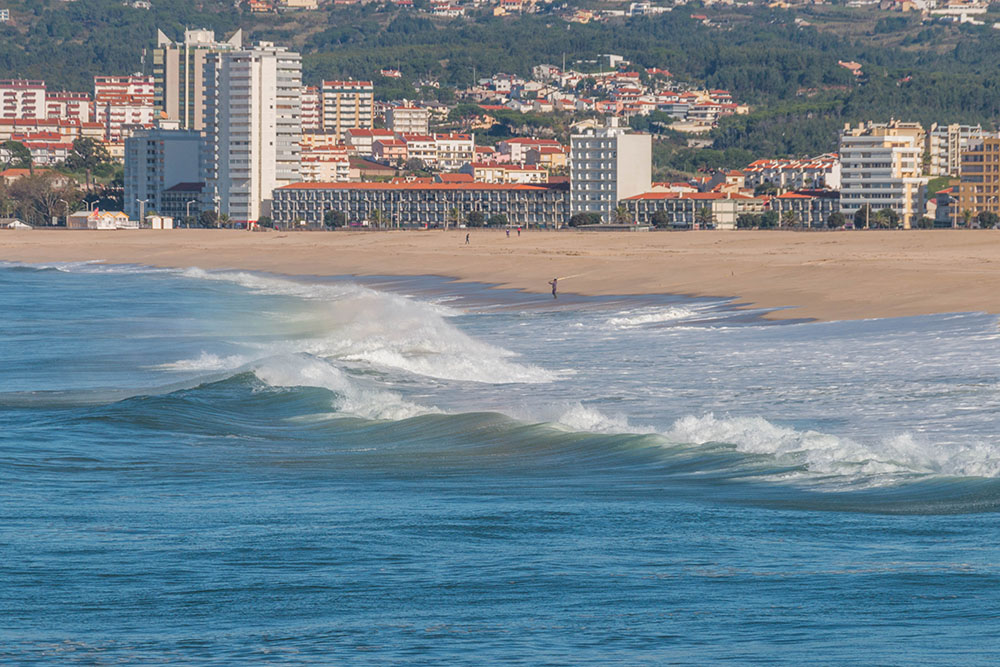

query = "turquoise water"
[1,262,999,663]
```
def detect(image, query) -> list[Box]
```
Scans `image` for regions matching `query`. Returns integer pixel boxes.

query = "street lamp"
[136,198,149,224]
[186,199,197,226]
[58,198,69,227]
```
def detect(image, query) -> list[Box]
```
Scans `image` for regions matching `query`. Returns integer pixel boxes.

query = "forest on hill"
[4,0,1000,169]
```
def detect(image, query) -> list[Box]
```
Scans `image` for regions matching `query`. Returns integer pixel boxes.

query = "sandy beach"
[3,228,1000,321]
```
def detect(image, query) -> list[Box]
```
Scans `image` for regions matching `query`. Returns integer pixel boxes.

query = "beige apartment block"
[321,81,374,140]
[957,136,1000,226]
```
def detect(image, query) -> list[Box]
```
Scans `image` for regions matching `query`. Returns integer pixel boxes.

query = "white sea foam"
[664,413,1000,484]
[181,268,556,384]
[605,306,699,329]
[253,355,436,421]
[153,352,251,372]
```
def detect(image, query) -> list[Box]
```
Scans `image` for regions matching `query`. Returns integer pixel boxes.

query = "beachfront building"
[928,123,982,177]
[386,105,430,135]
[622,191,764,230]
[770,190,841,228]
[569,118,651,223]
[957,135,1000,226]
[202,42,302,224]
[123,120,202,221]
[321,80,374,140]
[152,28,243,131]
[838,121,925,229]
[271,182,569,228]
[300,86,321,131]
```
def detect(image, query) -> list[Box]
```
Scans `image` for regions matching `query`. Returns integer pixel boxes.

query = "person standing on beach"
[517,227,521,237]
[549,277,558,299]
[506,228,510,238]
[466,233,470,245]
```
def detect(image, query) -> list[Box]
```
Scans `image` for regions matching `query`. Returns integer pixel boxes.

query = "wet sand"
[3,228,1000,321]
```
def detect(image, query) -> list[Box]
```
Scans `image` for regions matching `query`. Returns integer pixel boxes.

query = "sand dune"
[4,228,1000,321]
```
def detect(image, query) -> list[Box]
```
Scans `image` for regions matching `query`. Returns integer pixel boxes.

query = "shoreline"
[4,228,1000,321]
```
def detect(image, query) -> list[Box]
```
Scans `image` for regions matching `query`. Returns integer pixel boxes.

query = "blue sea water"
[1,261,999,664]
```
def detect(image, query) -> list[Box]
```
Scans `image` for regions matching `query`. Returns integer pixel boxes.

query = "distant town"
[0,15,997,231]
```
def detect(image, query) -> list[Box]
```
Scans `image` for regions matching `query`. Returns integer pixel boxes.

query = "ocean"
[1,261,998,664]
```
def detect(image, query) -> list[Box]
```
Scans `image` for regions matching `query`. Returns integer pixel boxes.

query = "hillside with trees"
[5,0,1000,171]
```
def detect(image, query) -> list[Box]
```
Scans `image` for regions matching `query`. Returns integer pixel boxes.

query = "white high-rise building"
[839,121,925,229]
[202,42,302,224]
[928,123,982,177]
[569,117,651,222]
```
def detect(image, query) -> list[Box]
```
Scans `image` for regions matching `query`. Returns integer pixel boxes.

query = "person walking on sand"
[548,277,558,299]
[506,228,510,238]
[465,233,470,245]
[517,227,521,237]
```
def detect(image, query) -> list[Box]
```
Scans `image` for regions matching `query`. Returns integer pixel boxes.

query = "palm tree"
[780,210,800,229]
[694,206,713,228]
[371,209,387,229]
[613,205,633,225]
[961,208,973,229]
[446,207,461,230]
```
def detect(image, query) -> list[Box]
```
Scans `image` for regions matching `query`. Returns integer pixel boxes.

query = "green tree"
[324,210,347,228]
[66,137,111,173]
[826,212,846,229]
[652,210,672,228]
[257,215,273,228]
[761,211,779,229]
[1,141,31,170]
[876,208,900,229]
[445,207,461,230]
[568,213,602,227]
[467,211,486,227]
[198,210,220,228]
[916,216,935,229]
[976,211,999,229]
[487,214,508,227]
[854,205,874,229]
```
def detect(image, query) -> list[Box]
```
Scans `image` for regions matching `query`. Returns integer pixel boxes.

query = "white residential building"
[570,118,652,222]
[433,133,474,170]
[93,74,157,143]
[0,80,46,119]
[301,86,321,131]
[839,121,925,229]
[386,105,430,135]
[203,42,302,223]
[46,91,91,123]
[742,154,842,191]
[928,123,983,176]
[124,121,202,221]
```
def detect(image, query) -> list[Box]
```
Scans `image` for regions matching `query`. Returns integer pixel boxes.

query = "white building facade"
[928,123,983,177]
[203,42,302,223]
[569,118,651,222]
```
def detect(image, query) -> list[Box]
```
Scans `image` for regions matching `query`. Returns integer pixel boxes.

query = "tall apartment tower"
[124,120,203,221]
[320,80,373,140]
[957,135,1000,226]
[569,117,652,222]
[839,121,925,229]
[152,28,243,131]
[202,42,302,223]
[928,123,982,177]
